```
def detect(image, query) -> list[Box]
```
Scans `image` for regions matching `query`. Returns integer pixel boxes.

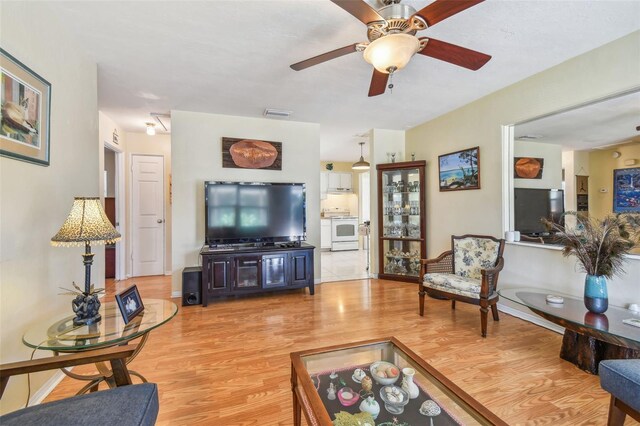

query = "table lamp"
[52,197,121,326]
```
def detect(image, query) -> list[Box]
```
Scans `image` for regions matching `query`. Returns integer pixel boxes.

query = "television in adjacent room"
[514,188,565,236]
[205,181,306,246]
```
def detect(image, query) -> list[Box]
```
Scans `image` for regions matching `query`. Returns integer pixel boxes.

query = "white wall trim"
[28,369,68,406]
[497,303,565,335]
[171,290,182,298]
[501,125,514,234]
[165,270,172,276]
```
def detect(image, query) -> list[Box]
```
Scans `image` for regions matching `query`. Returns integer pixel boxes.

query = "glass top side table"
[290,337,506,426]
[23,299,177,351]
[23,298,178,393]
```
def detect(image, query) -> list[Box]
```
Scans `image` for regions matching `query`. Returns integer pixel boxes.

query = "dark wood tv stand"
[200,243,315,306]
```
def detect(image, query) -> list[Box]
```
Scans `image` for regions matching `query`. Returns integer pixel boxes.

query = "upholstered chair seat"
[419,235,505,337]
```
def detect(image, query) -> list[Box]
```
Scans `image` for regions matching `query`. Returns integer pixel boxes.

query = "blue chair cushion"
[0,383,158,426]
[600,359,640,412]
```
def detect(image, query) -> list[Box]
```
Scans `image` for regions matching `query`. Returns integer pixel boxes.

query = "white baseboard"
[171,290,182,298]
[165,270,172,276]
[497,303,565,335]
[29,369,68,406]
[314,278,322,285]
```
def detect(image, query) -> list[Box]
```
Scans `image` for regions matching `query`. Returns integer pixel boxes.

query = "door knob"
[157,219,163,223]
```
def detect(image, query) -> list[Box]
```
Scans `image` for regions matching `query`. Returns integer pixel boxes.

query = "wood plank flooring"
[45,276,637,425]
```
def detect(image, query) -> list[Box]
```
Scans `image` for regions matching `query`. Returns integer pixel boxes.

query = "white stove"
[331,216,359,251]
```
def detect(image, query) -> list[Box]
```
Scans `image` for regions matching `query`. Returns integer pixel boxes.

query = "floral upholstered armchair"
[419,234,505,337]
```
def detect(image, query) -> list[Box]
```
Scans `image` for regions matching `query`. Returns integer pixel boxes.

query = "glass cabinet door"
[235,256,261,289]
[263,254,287,287]
[377,161,426,282]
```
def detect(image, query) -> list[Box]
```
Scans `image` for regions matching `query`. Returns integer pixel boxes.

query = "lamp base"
[73,313,102,326]
[72,293,102,326]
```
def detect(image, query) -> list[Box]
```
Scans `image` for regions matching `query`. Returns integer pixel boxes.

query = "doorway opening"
[103,144,125,280]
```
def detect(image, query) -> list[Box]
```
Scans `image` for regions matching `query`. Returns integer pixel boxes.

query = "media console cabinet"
[200,243,315,306]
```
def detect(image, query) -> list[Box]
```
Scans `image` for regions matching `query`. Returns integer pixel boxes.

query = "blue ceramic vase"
[584,275,608,314]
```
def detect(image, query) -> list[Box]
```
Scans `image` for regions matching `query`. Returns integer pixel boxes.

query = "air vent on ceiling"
[516,134,544,141]
[263,108,292,118]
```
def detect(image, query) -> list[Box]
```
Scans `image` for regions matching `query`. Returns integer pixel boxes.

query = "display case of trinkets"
[377,161,426,283]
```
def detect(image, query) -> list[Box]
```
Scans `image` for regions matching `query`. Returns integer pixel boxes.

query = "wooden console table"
[200,243,314,306]
[499,288,640,374]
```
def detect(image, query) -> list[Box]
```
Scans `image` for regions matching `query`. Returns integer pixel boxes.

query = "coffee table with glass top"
[23,298,177,394]
[290,337,507,426]
[499,288,640,374]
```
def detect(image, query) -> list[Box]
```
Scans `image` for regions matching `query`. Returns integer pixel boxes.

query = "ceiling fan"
[290,0,491,97]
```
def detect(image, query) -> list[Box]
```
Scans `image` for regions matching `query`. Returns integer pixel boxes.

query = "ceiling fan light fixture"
[146,122,156,136]
[363,33,420,74]
[352,141,370,171]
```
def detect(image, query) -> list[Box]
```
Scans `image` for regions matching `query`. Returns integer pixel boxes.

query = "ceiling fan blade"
[368,69,389,97]
[330,0,385,25]
[414,0,484,27]
[418,38,491,70]
[290,44,360,71]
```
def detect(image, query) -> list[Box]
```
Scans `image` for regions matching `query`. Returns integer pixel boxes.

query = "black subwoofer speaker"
[182,266,202,306]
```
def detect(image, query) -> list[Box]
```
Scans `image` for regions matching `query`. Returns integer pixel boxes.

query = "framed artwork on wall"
[222,137,282,170]
[613,167,640,213]
[0,48,51,166]
[438,146,480,191]
[514,157,544,179]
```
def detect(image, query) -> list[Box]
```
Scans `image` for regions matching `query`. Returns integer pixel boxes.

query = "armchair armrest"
[480,257,505,296]
[0,345,137,398]
[419,250,453,284]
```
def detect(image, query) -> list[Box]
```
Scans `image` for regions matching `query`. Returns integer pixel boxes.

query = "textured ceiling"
[515,90,640,151]
[43,1,640,161]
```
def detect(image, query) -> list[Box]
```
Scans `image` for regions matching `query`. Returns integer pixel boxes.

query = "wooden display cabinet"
[376,161,426,283]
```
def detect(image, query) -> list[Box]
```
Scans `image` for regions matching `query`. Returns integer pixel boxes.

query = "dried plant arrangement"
[543,212,640,279]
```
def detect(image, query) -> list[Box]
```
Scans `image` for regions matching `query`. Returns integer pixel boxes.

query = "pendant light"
[352,141,370,171]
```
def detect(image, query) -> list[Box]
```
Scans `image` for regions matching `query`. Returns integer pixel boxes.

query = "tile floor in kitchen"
[320,248,370,282]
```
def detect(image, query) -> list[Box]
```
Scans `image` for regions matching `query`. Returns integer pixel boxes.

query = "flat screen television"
[514,188,565,236]
[205,181,306,246]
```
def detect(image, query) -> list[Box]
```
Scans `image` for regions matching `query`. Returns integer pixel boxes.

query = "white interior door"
[132,154,164,277]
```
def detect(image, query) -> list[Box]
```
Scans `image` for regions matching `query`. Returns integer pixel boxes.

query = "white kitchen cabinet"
[321,219,332,249]
[326,172,352,193]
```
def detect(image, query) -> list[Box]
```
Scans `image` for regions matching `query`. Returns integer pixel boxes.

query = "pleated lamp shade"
[51,197,121,246]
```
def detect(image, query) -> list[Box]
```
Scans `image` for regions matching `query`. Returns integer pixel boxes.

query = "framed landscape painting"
[0,48,51,166]
[613,167,640,213]
[438,146,480,191]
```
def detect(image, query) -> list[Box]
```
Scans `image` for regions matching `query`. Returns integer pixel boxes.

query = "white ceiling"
[43,0,640,161]
[515,90,640,151]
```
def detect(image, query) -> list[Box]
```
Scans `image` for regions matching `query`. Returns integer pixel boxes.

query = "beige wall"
[406,31,640,308]
[124,132,172,276]
[171,111,321,293]
[0,1,99,413]
[369,129,406,274]
[589,143,640,219]
[514,141,563,189]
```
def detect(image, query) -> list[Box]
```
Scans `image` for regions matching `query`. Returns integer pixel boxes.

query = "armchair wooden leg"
[419,290,425,316]
[491,304,499,321]
[451,300,456,310]
[607,396,627,426]
[480,306,488,338]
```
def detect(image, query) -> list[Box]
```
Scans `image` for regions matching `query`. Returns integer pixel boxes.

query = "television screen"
[205,181,306,245]
[514,188,564,235]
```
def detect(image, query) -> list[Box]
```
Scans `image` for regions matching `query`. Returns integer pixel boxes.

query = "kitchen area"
[320,161,370,283]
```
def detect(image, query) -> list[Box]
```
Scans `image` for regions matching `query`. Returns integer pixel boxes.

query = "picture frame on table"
[438,146,480,192]
[115,285,145,324]
[613,167,640,213]
[0,48,51,166]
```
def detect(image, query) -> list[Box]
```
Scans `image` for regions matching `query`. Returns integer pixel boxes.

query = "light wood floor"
[45,276,637,425]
